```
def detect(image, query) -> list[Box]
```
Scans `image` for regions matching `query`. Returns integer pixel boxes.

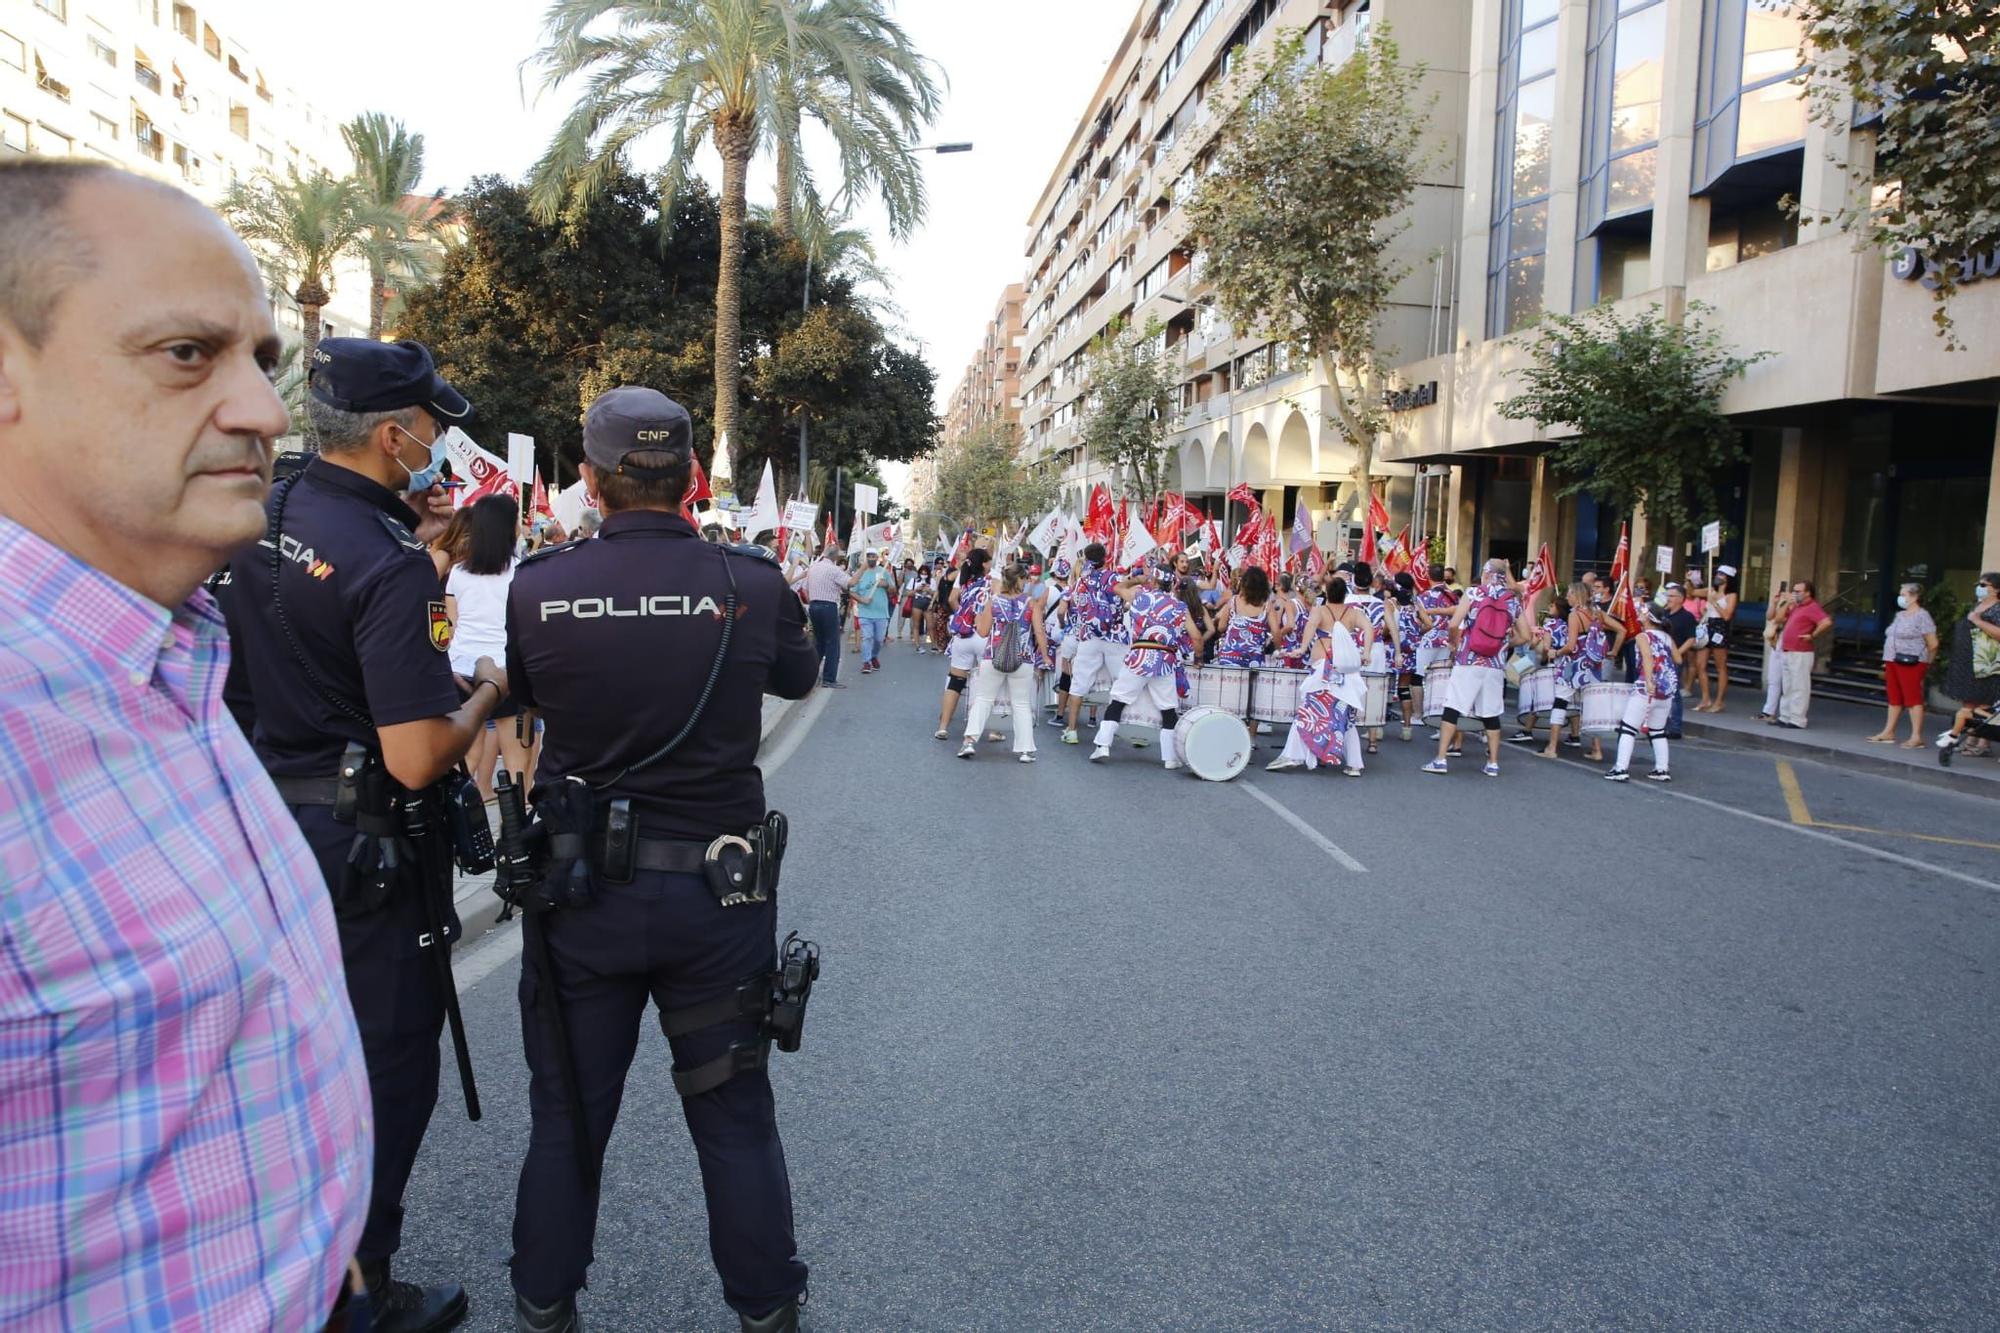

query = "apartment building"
[1,0,370,340]
[943,282,1027,447]
[1378,0,2000,641]
[1014,0,1471,547]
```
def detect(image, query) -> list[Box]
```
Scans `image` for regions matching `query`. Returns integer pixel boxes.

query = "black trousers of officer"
[293,804,449,1264]
[509,870,808,1317]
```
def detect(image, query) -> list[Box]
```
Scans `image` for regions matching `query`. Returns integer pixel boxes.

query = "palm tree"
[341,112,439,339]
[220,167,402,359]
[528,0,941,478]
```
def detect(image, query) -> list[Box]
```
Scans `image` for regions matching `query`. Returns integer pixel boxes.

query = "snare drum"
[1249,668,1310,725]
[1578,681,1625,734]
[1422,664,1452,721]
[1361,670,1392,729]
[1190,664,1253,716]
[1174,706,1251,782]
[1517,665,1558,717]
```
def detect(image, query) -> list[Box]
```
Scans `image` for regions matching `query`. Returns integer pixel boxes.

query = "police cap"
[309,338,472,424]
[583,386,693,478]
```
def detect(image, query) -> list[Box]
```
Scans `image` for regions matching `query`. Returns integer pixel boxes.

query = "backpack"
[990,601,1026,674]
[1465,591,1515,658]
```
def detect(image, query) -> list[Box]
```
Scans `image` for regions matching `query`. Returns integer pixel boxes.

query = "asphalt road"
[406,643,2000,1331]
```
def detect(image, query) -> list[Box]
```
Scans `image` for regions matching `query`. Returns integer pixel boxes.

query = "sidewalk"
[1680,692,2000,795]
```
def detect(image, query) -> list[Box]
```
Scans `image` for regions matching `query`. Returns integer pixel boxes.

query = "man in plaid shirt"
[0,161,372,1327]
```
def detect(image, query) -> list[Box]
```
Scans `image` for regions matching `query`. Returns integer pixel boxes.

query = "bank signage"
[1891,245,2000,291]
[1383,380,1439,412]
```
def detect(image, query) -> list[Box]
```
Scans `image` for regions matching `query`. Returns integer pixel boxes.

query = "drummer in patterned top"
[1423,558,1528,778]
[1410,564,1458,736]
[1089,567,1196,769]
[1061,543,1124,745]
[1605,601,1681,782]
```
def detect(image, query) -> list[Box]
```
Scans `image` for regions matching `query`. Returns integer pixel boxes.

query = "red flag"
[1359,522,1378,566]
[1607,523,1641,636]
[463,466,518,506]
[824,514,836,550]
[950,526,973,565]
[1522,541,1555,609]
[1226,482,1262,516]
[531,472,554,520]
[1305,543,1326,581]
[1382,524,1412,575]
[1367,489,1391,537]
[680,455,713,521]
[1411,558,1433,593]
[1084,484,1116,544]
[1252,513,1283,576]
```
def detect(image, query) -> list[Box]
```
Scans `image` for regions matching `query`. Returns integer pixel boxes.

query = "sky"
[228,0,1139,504]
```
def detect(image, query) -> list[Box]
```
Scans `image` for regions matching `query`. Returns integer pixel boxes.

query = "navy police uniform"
[503,387,818,1329]
[217,339,477,1331]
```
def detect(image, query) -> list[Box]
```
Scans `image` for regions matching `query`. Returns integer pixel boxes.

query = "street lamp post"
[795,141,973,505]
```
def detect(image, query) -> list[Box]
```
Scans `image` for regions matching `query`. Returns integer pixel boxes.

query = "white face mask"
[1896,594,1909,609]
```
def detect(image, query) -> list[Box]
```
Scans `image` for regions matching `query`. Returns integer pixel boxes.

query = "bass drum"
[1249,667,1310,724]
[1174,705,1252,782]
[1517,665,1558,717]
[1578,682,1626,734]
[1422,664,1453,721]
[1360,670,1393,729]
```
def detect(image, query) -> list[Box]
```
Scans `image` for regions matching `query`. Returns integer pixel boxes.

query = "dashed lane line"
[1238,779,1369,874]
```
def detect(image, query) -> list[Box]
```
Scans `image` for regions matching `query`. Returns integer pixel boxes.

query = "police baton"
[405,793,481,1121]
[495,772,596,1192]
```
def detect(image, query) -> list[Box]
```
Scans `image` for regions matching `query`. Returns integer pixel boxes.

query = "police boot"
[356,1258,468,1333]
[739,1298,800,1333]
[515,1291,581,1333]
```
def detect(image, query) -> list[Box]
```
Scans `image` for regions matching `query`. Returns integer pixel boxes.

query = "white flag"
[740,461,782,540]
[1117,517,1158,569]
[1026,507,1062,554]
[550,477,596,532]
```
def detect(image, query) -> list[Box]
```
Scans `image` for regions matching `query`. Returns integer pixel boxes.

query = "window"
[1487,0,1561,335]
[2,109,31,156]
[1578,0,1666,235]
[134,54,161,92]
[38,124,70,155]
[90,110,117,141]
[228,102,248,139]
[34,55,71,103]
[132,110,163,160]
[33,0,66,20]
[1694,0,1807,189]
[227,53,246,81]
[172,3,195,41]
[202,24,220,59]
[0,30,22,72]
[88,35,115,67]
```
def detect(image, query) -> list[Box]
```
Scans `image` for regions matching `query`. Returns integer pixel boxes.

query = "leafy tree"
[1186,32,1431,522]
[220,166,411,358]
[526,0,940,479]
[1497,301,1769,534]
[1078,319,1179,502]
[1795,1,1998,338]
[396,168,934,496]
[929,421,1059,529]
[340,112,439,339]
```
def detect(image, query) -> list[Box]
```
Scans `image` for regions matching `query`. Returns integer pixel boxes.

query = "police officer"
[502,387,818,1333]
[221,338,501,1332]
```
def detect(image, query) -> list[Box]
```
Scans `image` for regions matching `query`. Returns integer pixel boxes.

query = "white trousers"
[1762,645,1784,715]
[1779,650,1814,727]
[966,661,1036,752]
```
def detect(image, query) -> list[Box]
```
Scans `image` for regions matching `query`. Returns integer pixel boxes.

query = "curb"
[1680,717,2000,799]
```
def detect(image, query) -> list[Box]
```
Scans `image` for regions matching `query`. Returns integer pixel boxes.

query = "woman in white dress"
[1267,576,1372,776]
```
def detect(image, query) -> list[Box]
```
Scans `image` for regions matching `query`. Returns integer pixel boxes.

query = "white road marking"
[1238,779,1368,873]
[453,687,834,990]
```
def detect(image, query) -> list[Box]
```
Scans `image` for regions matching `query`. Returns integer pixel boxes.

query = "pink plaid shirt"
[0,518,372,1329]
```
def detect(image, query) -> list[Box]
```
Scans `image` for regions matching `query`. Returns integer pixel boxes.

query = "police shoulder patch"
[428,599,453,652]
[518,538,584,567]
[724,541,780,567]
[376,510,429,553]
